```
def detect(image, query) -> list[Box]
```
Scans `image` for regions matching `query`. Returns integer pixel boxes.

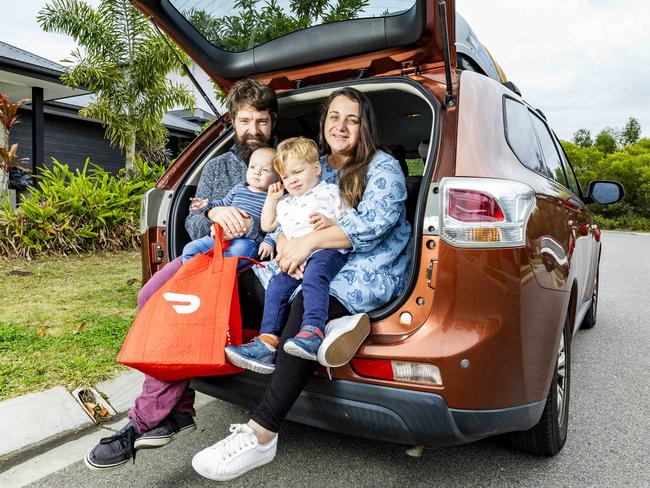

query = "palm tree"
[38,0,195,174]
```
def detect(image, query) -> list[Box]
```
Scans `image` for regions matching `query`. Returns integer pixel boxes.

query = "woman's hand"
[275,232,288,257]
[309,212,336,231]
[275,233,315,277]
[288,262,306,280]
[207,206,251,237]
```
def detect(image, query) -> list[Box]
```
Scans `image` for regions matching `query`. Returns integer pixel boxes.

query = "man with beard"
[186,79,278,242]
[83,79,279,471]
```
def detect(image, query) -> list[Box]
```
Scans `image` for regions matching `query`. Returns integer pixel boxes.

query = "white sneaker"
[191,424,277,481]
[317,313,371,368]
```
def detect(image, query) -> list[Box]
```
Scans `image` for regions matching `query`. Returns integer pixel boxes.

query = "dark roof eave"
[32,100,199,135]
[0,56,89,91]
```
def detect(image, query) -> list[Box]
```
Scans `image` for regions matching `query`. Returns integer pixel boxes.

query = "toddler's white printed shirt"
[276,181,347,239]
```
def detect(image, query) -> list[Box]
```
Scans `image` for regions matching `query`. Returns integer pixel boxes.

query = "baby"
[225,137,348,373]
[182,145,279,267]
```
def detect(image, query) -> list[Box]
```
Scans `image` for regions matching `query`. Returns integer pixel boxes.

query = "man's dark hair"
[226,79,278,120]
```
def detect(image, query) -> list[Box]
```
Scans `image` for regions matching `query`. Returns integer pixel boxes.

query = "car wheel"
[580,268,599,330]
[508,312,571,456]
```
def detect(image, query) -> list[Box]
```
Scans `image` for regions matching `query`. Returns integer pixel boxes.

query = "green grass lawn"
[406,158,425,176]
[0,251,141,401]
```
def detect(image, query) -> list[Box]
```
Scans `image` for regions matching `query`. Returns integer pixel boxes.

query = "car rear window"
[553,133,582,196]
[503,97,545,174]
[169,0,416,53]
[529,114,568,187]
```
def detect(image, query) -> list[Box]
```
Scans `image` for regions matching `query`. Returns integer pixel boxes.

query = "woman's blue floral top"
[254,149,412,313]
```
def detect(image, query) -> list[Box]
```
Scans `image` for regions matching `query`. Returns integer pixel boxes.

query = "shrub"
[562,137,650,230]
[0,158,164,258]
[594,213,650,231]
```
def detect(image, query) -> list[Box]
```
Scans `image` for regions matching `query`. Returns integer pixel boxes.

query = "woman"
[191,87,412,480]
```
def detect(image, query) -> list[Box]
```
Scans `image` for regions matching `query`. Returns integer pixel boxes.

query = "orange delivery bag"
[118,225,256,380]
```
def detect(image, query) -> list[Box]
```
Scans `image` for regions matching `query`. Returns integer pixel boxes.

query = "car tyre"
[580,268,599,330]
[508,312,571,456]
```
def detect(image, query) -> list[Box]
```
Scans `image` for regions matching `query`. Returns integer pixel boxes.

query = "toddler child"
[225,137,348,373]
[182,145,278,267]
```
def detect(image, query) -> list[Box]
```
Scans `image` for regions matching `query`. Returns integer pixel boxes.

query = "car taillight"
[351,359,442,386]
[447,189,505,222]
[440,177,534,247]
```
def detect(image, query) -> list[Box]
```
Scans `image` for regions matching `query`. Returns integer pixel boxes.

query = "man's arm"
[185,159,219,240]
[185,153,249,240]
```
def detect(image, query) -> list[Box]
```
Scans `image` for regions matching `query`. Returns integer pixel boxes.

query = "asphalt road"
[27,232,650,487]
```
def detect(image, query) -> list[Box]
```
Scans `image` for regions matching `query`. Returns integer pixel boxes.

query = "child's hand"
[190,197,209,211]
[209,225,216,238]
[309,212,336,230]
[267,182,285,201]
[258,242,274,260]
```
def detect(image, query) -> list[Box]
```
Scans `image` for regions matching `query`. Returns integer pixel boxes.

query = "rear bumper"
[191,373,545,447]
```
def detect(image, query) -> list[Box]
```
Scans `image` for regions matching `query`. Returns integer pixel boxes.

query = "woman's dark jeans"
[129,263,347,434]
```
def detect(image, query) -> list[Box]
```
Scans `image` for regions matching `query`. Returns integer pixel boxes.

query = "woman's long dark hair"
[319,88,380,209]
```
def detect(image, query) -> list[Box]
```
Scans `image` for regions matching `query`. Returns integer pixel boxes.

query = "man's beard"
[234,133,267,163]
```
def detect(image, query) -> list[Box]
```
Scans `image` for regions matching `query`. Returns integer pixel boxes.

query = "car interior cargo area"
[168,80,436,310]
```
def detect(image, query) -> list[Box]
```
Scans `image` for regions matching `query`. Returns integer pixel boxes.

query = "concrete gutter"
[0,370,216,487]
[0,370,145,461]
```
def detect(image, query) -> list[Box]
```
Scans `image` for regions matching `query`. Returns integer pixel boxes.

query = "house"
[0,40,216,175]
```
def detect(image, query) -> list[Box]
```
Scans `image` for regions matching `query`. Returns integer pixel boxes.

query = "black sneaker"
[134,411,196,449]
[84,421,139,471]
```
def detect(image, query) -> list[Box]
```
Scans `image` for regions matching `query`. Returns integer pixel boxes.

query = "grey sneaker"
[84,421,139,471]
[134,411,196,449]
[317,313,371,368]
[225,337,277,374]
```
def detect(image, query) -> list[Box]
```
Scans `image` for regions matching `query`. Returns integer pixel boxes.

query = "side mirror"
[585,180,624,205]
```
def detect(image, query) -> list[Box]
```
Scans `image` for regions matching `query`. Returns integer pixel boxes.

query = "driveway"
[20,232,650,487]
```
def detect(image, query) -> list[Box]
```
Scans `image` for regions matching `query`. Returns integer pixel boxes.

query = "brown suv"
[135,0,623,456]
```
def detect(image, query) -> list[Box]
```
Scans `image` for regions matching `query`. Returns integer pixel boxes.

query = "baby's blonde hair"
[273,137,319,175]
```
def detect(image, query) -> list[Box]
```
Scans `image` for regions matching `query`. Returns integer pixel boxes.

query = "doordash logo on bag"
[163,293,201,314]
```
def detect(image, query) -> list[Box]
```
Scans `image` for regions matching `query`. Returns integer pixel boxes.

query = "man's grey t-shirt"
[184,148,263,242]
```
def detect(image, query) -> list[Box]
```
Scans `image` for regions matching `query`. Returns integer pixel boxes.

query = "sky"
[1,0,649,141]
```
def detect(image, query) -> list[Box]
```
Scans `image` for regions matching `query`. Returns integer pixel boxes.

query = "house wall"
[11,109,126,173]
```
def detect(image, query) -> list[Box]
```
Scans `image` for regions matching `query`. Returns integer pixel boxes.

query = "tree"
[594,128,618,155]
[619,116,641,147]
[561,140,602,189]
[38,0,194,174]
[572,128,592,148]
[186,0,370,52]
[597,141,650,218]
[185,0,370,101]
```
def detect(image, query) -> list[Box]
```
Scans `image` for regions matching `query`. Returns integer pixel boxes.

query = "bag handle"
[210,224,266,273]
[211,223,226,273]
